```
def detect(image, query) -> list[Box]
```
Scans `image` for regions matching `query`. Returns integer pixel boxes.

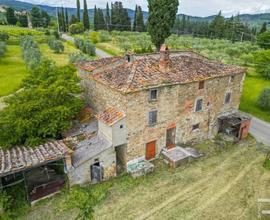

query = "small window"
[230,76,235,83]
[120,125,123,129]
[149,110,157,125]
[192,123,200,130]
[195,99,203,112]
[199,81,205,90]
[225,92,231,104]
[149,89,158,101]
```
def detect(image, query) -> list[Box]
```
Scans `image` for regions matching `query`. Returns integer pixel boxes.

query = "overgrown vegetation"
[257,88,270,112]
[48,38,65,54]
[74,38,96,56]
[0,60,83,148]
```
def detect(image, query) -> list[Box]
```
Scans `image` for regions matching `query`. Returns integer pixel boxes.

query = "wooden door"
[166,127,176,149]
[146,141,156,160]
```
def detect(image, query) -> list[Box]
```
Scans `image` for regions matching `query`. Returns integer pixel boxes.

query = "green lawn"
[0,45,28,97]
[240,70,270,122]
[40,42,80,66]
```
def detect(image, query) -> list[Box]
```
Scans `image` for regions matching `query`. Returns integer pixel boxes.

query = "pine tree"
[260,22,267,34]
[209,11,225,39]
[6,7,17,25]
[76,0,80,22]
[148,0,179,50]
[105,2,111,31]
[65,8,69,30]
[83,0,90,30]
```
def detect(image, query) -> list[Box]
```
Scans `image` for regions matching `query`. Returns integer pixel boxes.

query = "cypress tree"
[6,7,17,25]
[133,5,138,31]
[98,9,106,30]
[83,0,90,30]
[260,22,267,34]
[61,7,66,32]
[65,8,69,29]
[77,0,80,21]
[105,2,111,31]
[94,5,98,31]
[148,0,179,50]
[136,6,145,32]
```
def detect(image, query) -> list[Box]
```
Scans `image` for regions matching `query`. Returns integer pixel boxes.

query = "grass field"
[0,45,27,97]
[40,42,80,66]
[240,70,270,122]
[23,138,270,220]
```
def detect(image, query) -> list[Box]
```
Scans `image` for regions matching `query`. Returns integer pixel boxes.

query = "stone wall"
[125,74,245,161]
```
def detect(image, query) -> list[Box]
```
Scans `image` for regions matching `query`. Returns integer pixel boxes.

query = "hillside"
[0,0,269,26]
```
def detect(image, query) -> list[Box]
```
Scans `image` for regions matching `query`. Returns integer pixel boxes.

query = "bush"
[74,38,96,56]
[69,52,91,63]
[74,38,84,49]
[20,36,41,69]
[69,23,84,35]
[0,41,7,58]
[48,38,65,53]
[89,31,100,44]
[257,32,270,49]
[53,30,60,39]
[254,50,270,79]
[257,88,270,111]
[0,32,9,41]
[99,30,111,42]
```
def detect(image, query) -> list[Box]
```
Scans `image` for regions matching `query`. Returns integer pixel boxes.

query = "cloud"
[19,0,270,17]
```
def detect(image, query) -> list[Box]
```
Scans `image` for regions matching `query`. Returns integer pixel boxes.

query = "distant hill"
[0,0,269,27]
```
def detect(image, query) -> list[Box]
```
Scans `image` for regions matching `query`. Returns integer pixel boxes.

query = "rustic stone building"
[77,45,246,166]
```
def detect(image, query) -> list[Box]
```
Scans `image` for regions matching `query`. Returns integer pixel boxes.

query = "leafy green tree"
[254,50,270,79]
[31,7,42,28]
[18,14,28,27]
[135,6,145,32]
[41,10,50,27]
[147,0,179,50]
[69,52,91,64]
[111,2,131,31]
[257,88,270,112]
[83,0,90,30]
[70,15,78,25]
[257,31,270,49]
[6,7,17,25]
[133,5,138,31]
[77,0,81,22]
[69,22,84,34]
[260,22,268,34]
[209,11,225,39]
[0,60,83,148]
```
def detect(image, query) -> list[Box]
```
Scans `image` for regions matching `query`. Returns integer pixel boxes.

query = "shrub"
[48,38,65,53]
[89,31,100,44]
[69,52,91,64]
[0,41,7,58]
[84,41,96,56]
[69,23,84,35]
[53,30,60,39]
[99,30,111,42]
[254,50,270,79]
[74,38,84,49]
[257,32,270,49]
[0,32,9,41]
[257,88,270,112]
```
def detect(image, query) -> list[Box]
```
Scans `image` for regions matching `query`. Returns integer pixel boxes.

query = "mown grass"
[0,45,28,97]
[96,42,124,56]
[40,42,80,66]
[22,139,269,220]
[240,70,270,122]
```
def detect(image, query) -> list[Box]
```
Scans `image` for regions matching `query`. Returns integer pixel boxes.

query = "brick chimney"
[159,44,170,71]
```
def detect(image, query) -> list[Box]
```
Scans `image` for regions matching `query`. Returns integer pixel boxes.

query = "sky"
[20,0,270,17]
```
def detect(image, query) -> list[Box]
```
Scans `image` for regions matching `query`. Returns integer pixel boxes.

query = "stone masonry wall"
[125,73,245,161]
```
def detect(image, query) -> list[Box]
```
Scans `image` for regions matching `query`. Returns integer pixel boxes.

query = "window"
[149,89,158,101]
[149,110,157,125]
[192,123,200,131]
[229,76,235,83]
[120,125,123,129]
[225,92,231,104]
[195,99,203,112]
[199,81,205,90]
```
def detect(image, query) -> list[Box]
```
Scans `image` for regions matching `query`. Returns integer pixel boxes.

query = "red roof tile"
[96,107,125,126]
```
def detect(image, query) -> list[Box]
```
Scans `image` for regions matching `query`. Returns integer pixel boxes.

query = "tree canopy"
[147,0,179,50]
[0,60,83,148]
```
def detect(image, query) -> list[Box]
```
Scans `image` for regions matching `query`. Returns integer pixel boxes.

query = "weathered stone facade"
[80,72,245,162]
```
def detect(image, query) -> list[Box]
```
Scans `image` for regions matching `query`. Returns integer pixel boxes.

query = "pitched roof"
[78,51,246,94]
[0,141,72,177]
[96,106,125,126]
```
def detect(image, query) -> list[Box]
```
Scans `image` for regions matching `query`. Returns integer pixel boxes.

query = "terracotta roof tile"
[78,51,246,93]
[96,107,125,126]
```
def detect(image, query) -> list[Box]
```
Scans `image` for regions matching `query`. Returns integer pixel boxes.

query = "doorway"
[146,141,156,160]
[91,162,103,184]
[166,127,176,149]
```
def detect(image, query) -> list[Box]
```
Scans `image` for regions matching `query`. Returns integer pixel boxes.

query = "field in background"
[0,45,27,97]
[24,138,270,220]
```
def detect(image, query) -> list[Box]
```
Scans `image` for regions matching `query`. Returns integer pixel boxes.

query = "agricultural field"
[22,138,270,220]
[40,42,80,66]
[0,25,44,36]
[0,45,27,97]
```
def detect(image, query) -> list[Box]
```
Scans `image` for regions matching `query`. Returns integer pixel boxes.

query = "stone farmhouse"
[77,45,248,173]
